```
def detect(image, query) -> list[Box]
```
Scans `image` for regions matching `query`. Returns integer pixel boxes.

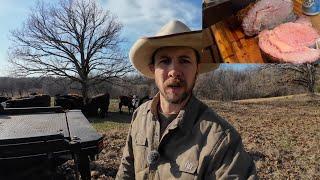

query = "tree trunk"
[81,81,89,105]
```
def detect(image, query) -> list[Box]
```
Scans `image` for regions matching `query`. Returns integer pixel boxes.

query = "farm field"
[62,94,320,179]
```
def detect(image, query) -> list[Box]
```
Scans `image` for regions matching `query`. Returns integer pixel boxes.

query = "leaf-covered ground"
[62,94,320,179]
[206,94,320,179]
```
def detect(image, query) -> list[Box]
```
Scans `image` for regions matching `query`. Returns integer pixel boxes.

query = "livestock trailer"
[0,107,103,180]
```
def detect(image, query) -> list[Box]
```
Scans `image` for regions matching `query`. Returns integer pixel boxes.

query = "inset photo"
[203,0,320,63]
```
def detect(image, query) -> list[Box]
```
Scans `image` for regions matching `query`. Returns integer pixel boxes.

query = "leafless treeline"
[0,76,153,99]
[1,64,319,101]
[195,64,320,100]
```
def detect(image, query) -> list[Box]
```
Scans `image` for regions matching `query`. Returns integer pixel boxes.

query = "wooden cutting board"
[205,0,320,63]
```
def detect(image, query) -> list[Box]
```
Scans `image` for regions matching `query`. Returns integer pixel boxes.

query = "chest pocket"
[133,132,148,172]
[179,159,198,174]
[135,132,147,146]
[173,151,199,180]
[160,132,200,179]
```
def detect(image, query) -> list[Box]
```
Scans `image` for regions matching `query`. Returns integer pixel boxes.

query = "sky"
[0,0,201,76]
[0,0,254,77]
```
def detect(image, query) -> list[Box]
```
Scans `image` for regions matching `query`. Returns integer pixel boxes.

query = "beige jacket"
[116,94,257,180]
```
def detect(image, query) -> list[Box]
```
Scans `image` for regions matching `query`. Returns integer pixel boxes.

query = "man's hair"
[150,47,200,65]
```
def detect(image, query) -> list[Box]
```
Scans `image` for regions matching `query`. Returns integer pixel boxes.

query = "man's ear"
[194,64,199,79]
[196,64,199,75]
[149,64,155,72]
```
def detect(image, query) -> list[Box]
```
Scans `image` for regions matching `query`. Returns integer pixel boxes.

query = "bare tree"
[8,0,133,102]
[260,63,319,94]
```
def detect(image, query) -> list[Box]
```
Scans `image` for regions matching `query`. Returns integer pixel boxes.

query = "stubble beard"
[163,90,189,104]
[158,75,197,105]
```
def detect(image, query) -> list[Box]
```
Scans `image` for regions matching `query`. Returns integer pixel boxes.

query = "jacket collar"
[148,92,205,134]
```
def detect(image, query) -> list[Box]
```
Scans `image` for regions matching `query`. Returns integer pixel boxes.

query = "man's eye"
[180,58,191,64]
[159,59,170,64]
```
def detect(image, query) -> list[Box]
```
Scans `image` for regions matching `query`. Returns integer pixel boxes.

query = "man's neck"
[159,94,191,115]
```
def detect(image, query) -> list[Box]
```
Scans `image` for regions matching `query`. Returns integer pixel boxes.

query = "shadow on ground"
[89,111,132,124]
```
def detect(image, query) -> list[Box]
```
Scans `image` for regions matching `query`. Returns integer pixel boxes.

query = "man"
[0,103,4,113]
[116,20,256,179]
[132,95,139,110]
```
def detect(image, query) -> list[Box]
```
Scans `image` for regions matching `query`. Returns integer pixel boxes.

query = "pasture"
[70,94,319,179]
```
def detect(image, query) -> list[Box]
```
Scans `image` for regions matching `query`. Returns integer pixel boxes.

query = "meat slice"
[242,0,295,36]
[258,17,320,63]
[273,23,319,48]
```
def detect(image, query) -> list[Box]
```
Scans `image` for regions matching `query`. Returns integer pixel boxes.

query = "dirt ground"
[63,94,320,179]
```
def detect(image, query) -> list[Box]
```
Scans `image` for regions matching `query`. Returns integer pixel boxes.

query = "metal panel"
[0,112,69,140]
[66,110,102,143]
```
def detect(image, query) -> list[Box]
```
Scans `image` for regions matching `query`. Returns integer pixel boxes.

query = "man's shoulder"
[131,99,152,121]
[135,99,152,113]
[196,101,239,136]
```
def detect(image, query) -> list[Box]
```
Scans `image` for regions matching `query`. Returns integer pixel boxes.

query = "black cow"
[5,95,51,108]
[119,96,134,114]
[55,93,110,117]
[55,94,84,110]
[119,95,152,114]
[84,93,110,118]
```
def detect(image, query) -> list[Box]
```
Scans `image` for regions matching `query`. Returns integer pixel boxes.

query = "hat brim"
[129,31,218,78]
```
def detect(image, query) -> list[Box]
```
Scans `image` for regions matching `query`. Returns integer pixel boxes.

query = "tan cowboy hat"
[129,20,218,78]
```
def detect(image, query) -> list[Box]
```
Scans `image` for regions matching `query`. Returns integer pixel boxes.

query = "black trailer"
[0,107,103,180]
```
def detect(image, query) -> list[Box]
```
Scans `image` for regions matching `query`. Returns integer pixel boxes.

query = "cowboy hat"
[129,20,218,78]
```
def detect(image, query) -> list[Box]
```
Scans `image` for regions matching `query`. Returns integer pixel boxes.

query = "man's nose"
[168,62,182,78]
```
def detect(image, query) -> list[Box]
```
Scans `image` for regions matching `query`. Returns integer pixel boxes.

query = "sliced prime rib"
[259,17,320,63]
[241,0,295,36]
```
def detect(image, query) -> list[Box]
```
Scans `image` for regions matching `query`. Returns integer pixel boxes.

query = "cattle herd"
[55,93,110,117]
[0,93,152,117]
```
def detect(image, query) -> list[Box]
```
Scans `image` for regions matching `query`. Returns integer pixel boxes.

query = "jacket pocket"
[133,133,148,174]
[174,157,199,180]
[134,132,147,146]
[179,159,198,174]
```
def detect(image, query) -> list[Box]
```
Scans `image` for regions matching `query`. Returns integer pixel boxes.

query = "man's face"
[150,46,198,104]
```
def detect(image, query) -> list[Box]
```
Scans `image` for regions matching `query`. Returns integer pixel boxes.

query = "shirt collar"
[147,92,204,134]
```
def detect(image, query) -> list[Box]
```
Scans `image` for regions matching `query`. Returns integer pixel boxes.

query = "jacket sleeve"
[206,130,257,180]
[116,111,138,179]
[115,125,134,180]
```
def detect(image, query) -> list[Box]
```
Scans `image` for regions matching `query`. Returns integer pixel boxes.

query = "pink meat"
[242,0,294,36]
[258,18,320,63]
[273,22,320,47]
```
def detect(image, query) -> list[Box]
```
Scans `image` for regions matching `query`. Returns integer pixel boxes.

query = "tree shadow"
[88,111,132,124]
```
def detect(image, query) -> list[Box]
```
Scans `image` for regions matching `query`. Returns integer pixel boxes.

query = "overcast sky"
[0,0,201,76]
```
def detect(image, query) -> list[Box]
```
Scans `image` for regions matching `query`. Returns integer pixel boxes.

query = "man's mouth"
[165,80,185,92]
[167,83,182,88]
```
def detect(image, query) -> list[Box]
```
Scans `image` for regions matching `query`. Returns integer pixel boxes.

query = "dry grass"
[207,93,320,179]
[90,99,131,132]
[88,94,320,179]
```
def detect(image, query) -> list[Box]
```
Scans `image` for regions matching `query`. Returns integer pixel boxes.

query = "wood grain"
[205,0,320,63]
